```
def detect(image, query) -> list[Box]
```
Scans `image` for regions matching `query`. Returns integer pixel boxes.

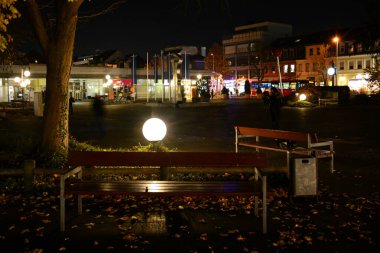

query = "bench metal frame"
[60,151,268,233]
[235,126,335,174]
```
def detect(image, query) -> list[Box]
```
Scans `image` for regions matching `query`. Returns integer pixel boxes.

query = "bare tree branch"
[25,0,49,54]
[78,0,127,21]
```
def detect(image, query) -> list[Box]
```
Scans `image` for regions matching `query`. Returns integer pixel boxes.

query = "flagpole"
[146,52,149,103]
[154,54,157,101]
[161,50,164,103]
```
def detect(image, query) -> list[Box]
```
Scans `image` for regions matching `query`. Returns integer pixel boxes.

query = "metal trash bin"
[291,157,317,196]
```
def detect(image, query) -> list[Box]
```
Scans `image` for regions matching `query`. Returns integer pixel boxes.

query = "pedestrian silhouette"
[268,87,282,129]
[93,94,106,136]
[69,95,75,115]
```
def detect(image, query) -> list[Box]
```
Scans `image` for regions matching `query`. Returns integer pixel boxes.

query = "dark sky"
[74,0,370,57]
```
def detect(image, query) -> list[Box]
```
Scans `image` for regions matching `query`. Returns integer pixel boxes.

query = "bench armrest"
[310,140,333,149]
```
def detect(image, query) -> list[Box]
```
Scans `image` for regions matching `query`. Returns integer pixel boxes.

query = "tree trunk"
[41,4,80,156]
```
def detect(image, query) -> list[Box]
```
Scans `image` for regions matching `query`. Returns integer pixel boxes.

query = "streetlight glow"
[210,53,215,72]
[332,35,339,86]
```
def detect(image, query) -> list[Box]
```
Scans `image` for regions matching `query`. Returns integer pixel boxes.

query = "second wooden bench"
[234,126,335,174]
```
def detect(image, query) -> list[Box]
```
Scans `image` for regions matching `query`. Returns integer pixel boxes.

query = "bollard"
[24,160,35,194]
[159,166,169,180]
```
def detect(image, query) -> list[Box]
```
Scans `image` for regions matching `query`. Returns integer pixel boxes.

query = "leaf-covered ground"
[0,172,379,253]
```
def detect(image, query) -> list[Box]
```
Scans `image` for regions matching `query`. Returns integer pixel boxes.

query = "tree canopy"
[0,0,20,52]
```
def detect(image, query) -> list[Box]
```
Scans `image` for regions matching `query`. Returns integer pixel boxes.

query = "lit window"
[349,61,354,70]
[357,60,362,69]
[290,64,295,73]
[366,59,371,68]
[284,65,288,73]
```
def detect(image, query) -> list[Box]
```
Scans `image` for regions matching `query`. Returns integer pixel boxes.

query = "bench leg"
[254,168,259,217]
[262,175,267,234]
[286,151,290,178]
[330,154,335,173]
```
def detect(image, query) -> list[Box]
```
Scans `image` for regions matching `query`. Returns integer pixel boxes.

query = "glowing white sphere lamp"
[327,67,335,76]
[24,70,31,77]
[142,118,167,142]
[299,93,307,101]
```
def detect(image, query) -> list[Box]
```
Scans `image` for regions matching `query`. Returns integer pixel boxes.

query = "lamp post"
[105,74,113,99]
[327,65,335,86]
[210,53,215,72]
[142,117,167,179]
[332,36,339,86]
[14,68,31,109]
[142,117,167,150]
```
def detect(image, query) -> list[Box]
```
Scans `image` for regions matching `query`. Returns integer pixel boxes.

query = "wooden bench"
[234,126,334,175]
[60,151,268,233]
[318,98,338,106]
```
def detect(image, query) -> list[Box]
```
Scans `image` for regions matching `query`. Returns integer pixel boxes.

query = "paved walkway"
[0,99,379,252]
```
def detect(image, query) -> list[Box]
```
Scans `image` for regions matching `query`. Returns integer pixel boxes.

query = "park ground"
[0,98,379,252]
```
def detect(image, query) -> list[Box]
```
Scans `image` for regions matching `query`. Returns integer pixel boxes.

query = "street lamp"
[332,36,339,86]
[142,118,167,151]
[327,66,336,86]
[104,74,113,98]
[210,53,215,72]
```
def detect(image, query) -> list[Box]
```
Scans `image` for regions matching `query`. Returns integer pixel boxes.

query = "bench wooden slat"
[68,151,267,168]
[65,181,261,195]
[237,126,311,143]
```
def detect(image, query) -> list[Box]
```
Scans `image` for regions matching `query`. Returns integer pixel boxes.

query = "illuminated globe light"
[14,77,21,83]
[327,67,335,76]
[24,70,31,77]
[299,93,307,101]
[142,118,167,142]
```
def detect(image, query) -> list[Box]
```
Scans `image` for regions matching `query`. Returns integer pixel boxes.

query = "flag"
[154,54,158,83]
[181,52,190,79]
[167,53,171,83]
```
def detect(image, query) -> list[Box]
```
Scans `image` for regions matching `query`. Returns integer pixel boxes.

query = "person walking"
[69,95,75,115]
[93,94,106,136]
[268,87,282,129]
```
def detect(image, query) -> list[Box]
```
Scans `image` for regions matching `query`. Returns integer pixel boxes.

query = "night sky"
[74,0,370,57]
